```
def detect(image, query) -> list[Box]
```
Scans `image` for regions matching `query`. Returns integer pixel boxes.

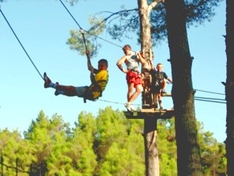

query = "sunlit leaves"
[0,108,226,175]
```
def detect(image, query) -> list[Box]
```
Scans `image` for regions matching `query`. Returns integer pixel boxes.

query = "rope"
[58,0,122,49]
[58,0,86,47]
[195,89,225,95]
[194,98,225,104]
[98,99,141,106]
[0,8,44,80]
[94,35,122,48]
[99,89,226,106]
[58,0,92,63]
[80,29,91,61]
[99,96,226,106]
[58,0,82,29]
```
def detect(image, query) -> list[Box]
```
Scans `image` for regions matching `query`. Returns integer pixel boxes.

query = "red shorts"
[126,71,142,87]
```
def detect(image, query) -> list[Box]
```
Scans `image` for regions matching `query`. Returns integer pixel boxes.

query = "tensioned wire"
[0,7,44,80]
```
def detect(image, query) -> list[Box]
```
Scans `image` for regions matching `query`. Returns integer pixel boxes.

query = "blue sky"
[0,0,226,142]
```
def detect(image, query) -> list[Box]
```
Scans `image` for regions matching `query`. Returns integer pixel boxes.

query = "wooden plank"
[124,109,174,119]
[161,92,172,97]
[140,108,174,113]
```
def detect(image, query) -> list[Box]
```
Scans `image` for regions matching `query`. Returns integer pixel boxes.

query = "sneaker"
[159,107,164,111]
[54,82,60,96]
[124,103,136,112]
[44,72,51,88]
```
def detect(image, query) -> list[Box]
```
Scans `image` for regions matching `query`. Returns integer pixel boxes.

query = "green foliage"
[95,107,145,175]
[66,0,223,57]
[0,129,30,175]
[157,119,177,175]
[151,0,223,43]
[69,112,97,175]
[197,121,227,175]
[99,142,144,176]
[69,0,222,47]
[66,15,105,57]
[0,108,226,175]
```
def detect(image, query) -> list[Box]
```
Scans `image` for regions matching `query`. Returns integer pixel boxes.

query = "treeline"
[0,107,226,176]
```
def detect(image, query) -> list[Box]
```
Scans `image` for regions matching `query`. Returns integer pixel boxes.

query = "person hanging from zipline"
[43,51,109,102]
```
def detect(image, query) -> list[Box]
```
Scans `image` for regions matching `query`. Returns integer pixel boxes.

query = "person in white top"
[116,44,146,111]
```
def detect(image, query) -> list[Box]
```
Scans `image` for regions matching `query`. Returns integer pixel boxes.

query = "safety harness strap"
[83,80,107,103]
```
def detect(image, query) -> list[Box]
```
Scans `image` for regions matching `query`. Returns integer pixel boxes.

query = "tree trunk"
[138,0,159,176]
[225,0,234,175]
[164,0,202,175]
[144,118,159,176]
[138,0,156,109]
[137,0,154,66]
[137,1,159,175]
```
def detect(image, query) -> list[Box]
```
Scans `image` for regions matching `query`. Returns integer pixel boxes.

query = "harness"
[83,80,107,103]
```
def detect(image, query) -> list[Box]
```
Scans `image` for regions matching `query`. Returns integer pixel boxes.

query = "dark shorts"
[75,86,95,100]
[151,84,163,93]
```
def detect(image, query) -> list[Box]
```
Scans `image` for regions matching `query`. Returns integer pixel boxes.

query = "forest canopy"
[0,107,226,175]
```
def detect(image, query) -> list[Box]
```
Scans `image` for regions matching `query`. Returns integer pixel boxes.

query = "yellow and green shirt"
[90,69,109,99]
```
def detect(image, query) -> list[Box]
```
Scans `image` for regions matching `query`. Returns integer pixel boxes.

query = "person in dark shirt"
[150,63,172,110]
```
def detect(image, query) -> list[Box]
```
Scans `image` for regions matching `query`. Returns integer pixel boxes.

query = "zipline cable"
[59,0,82,29]
[195,89,224,95]
[195,96,225,102]
[58,0,122,49]
[0,7,44,80]
[99,94,226,106]
[58,0,92,62]
[194,98,225,104]
[91,34,122,48]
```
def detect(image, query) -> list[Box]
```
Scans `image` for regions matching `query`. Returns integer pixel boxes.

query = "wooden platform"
[124,108,174,119]
[161,92,172,97]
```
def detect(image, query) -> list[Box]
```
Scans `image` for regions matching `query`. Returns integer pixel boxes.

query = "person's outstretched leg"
[44,72,77,97]
[55,84,77,96]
